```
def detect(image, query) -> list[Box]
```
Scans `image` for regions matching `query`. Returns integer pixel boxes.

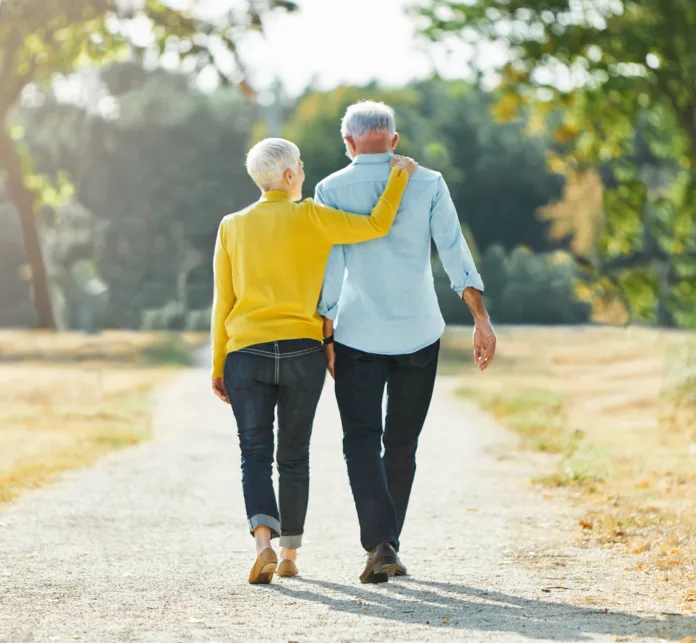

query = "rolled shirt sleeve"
[430,174,484,297]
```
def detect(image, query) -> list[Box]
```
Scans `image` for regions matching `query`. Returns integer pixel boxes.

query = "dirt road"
[1,365,693,642]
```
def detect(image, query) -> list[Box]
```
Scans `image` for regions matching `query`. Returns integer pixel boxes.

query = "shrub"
[435,244,591,325]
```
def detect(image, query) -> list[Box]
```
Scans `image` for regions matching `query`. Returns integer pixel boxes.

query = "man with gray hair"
[317,101,496,583]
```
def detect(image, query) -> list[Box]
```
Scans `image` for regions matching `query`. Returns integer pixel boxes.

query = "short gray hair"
[341,101,396,140]
[246,138,301,189]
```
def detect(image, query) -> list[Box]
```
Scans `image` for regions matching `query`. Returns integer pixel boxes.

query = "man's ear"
[391,133,399,150]
[344,136,356,156]
[283,168,294,184]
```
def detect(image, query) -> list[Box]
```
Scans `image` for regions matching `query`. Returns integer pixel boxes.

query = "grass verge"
[444,325,696,596]
[0,331,204,503]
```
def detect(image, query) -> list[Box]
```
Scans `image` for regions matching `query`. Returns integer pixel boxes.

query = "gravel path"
[1,363,694,642]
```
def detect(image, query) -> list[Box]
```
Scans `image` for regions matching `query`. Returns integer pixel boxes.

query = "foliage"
[0,195,34,326]
[285,79,565,252]
[436,244,591,325]
[419,0,696,326]
[19,66,263,328]
[6,73,571,329]
[0,0,297,328]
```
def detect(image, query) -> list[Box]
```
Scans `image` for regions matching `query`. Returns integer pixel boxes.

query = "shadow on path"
[268,577,695,640]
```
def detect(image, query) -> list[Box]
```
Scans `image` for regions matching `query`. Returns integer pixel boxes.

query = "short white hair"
[341,101,396,140]
[246,138,301,189]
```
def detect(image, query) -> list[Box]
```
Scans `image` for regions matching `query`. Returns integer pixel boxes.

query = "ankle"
[280,548,297,561]
[253,526,273,554]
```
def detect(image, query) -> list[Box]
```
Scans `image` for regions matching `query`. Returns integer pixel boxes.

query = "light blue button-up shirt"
[316,152,484,355]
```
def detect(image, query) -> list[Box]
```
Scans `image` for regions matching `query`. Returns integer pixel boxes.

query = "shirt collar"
[260,190,291,202]
[352,152,394,165]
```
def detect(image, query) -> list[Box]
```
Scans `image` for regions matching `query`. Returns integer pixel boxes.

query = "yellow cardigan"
[211,167,409,376]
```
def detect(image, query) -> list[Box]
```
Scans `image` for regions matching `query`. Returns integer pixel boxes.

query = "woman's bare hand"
[390,155,419,175]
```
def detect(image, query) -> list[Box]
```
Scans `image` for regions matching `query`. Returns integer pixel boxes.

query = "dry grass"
[0,331,205,503]
[443,325,696,595]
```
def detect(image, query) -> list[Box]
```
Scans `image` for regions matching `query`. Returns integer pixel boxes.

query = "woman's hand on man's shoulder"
[390,155,419,175]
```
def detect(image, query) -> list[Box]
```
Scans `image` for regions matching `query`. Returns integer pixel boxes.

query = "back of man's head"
[341,101,396,139]
[341,101,399,158]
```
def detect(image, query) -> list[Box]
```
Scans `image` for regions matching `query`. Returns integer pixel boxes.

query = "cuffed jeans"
[334,340,440,552]
[224,339,326,549]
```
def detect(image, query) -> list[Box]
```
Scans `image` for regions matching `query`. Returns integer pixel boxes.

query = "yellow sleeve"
[211,221,236,377]
[302,167,409,244]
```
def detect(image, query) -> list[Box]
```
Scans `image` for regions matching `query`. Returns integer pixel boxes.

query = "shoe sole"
[361,558,399,584]
[361,570,389,584]
[249,561,277,585]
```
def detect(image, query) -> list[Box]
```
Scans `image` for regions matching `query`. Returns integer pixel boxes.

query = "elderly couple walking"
[211,101,497,585]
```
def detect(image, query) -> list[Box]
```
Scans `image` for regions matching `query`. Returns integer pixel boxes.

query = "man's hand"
[324,344,336,379]
[212,377,229,403]
[461,287,496,371]
[473,318,496,371]
[390,155,419,176]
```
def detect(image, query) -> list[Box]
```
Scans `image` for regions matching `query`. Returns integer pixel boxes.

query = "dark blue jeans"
[334,340,440,552]
[224,339,326,549]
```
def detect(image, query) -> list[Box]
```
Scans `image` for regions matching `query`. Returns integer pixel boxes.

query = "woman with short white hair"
[211,137,417,584]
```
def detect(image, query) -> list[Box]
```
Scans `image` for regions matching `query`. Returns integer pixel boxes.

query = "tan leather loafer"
[277,559,299,577]
[248,547,278,585]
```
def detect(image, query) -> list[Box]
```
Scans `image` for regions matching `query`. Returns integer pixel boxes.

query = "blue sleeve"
[430,174,484,297]
[315,183,346,321]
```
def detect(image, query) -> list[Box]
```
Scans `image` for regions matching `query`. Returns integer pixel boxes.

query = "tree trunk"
[0,124,56,329]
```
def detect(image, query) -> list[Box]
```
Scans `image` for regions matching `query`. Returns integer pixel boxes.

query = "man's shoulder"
[318,163,442,193]
[410,165,442,184]
[316,164,360,193]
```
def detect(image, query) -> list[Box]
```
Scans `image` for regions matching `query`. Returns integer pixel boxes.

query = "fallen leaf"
[578,520,593,530]
[679,637,694,643]
[542,493,552,500]
[426,620,430,625]
[27,552,38,559]
[448,547,456,551]
[615,636,632,642]
[684,590,696,602]
[442,619,451,624]
[466,508,478,512]
[635,480,650,489]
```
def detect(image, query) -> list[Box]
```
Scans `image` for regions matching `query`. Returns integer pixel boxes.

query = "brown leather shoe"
[360,542,398,584]
[277,559,298,577]
[394,555,407,577]
[248,547,278,584]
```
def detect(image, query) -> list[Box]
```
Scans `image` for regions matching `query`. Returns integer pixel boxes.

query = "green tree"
[419,1,696,325]
[19,65,264,328]
[0,0,295,328]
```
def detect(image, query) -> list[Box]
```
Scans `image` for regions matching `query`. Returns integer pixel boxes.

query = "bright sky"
[233,0,506,95]
[52,0,508,106]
